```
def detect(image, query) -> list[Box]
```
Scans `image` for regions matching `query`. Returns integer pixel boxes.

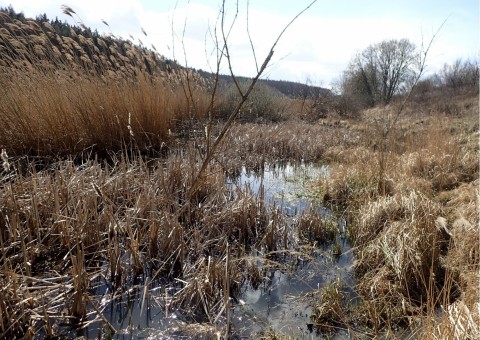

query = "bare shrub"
[217,81,286,122]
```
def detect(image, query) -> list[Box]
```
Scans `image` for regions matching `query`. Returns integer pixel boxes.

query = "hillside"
[0,6,326,99]
[196,69,330,98]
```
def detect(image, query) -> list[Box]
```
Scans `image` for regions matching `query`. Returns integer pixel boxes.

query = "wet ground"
[68,162,356,339]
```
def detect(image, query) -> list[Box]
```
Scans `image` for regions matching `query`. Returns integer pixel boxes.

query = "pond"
[71,162,355,339]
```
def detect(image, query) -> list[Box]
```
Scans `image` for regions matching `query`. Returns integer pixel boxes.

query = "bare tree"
[371,24,446,195]
[186,0,317,194]
[342,39,418,107]
[441,58,479,92]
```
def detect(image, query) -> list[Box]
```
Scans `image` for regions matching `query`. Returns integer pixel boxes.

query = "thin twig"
[188,0,318,199]
[85,294,116,335]
[221,0,244,97]
[246,0,259,73]
[386,18,448,137]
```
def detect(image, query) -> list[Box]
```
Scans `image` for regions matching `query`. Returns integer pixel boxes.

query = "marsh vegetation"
[0,5,478,339]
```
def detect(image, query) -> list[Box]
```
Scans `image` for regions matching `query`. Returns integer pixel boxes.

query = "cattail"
[1,149,10,171]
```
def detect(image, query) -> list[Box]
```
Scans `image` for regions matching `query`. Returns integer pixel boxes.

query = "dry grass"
[219,120,355,174]
[296,207,337,244]
[1,9,478,339]
[315,99,479,337]
[310,278,348,332]
[354,191,446,326]
[0,11,334,338]
[0,148,293,338]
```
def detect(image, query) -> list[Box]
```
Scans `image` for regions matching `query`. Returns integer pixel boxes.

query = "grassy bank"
[315,98,479,338]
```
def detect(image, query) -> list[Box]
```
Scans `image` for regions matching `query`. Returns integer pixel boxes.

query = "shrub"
[217,81,285,122]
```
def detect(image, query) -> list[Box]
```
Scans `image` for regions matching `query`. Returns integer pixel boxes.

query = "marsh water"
[74,162,355,339]
[229,163,355,338]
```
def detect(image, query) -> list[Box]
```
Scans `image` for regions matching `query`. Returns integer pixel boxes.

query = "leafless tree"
[342,39,418,107]
[185,0,317,194]
[441,58,479,92]
[173,1,318,336]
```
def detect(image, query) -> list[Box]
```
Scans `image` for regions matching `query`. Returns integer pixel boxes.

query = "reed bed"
[0,148,296,338]
[0,13,211,157]
[219,120,357,174]
[1,8,478,339]
[0,10,349,338]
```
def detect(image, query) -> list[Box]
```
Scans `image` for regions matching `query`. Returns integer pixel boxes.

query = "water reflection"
[80,162,354,339]
[230,162,330,216]
[229,162,355,338]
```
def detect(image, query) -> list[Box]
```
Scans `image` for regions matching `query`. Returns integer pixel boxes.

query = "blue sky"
[2,0,478,87]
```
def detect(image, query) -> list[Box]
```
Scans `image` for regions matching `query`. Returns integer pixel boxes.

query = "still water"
[72,162,355,339]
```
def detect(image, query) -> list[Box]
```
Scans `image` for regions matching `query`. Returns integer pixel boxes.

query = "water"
[231,248,355,338]
[228,162,355,338]
[71,162,355,339]
[231,162,330,216]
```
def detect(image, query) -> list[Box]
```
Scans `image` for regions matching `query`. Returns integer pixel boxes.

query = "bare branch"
[387,18,448,135]
[188,0,318,198]
[204,18,225,156]
[246,0,259,73]
[221,0,244,97]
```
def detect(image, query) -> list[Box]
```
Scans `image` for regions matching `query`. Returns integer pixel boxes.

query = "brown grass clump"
[403,123,478,192]
[354,191,446,325]
[429,293,480,339]
[320,146,381,209]
[419,179,480,340]
[296,207,337,244]
[173,254,241,321]
[310,278,347,332]
[441,180,479,276]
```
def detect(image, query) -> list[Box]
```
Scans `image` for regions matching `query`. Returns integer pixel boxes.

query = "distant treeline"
[196,70,330,98]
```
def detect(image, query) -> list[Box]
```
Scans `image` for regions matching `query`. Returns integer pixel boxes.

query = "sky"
[2,0,478,87]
